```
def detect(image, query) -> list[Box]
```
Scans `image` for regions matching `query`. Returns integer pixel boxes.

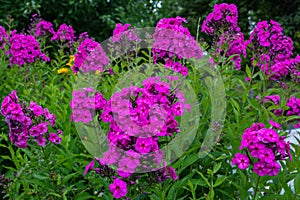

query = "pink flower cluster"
[202,3,246,70]
[98,77,189,151]
[152,17,203,75]
[35,20,55,37]
[84,153,178,199]
[8,30,49,66]
[72,38,109,73]
[0,91,62,148]
[232,122,292,176]
[264,95,300,128]
[246,20,299,80]
[216,32,246,70]
[0,25,8,49]
[201,3,239,35]
[51,23,75,42]
[70,88,107,123]
[112,23,140,43]
[80,77,185,198]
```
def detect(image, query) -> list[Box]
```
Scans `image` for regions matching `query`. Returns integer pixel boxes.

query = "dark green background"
[0,0,299,52]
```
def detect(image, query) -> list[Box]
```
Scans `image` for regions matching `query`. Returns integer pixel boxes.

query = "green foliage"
[0,3,299,199]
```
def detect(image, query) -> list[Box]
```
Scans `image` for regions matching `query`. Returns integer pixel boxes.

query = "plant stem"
[253,176,261,200]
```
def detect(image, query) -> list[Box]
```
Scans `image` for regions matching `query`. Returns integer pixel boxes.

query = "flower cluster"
[0,25,8,49]
[202,3,246,70]
[0,91,62,148]
[99,77,189,151]
[35,20,55,37]
[246,20,298,80]
[232,122,292,176]
[264,95,300,128]
[72,38,109,73]
[215,31,246,70]
[152,17,203,76]
[201,3,239,35]
[80,77,186,198]
[112,23,140,43]
[70,88,107,123]
[8,31,50,66]
[51,24,75,42]
[84,156,178,199]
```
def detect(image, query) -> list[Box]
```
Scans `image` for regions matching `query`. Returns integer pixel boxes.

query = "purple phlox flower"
[109,178,128,199]
[232,153,250,170]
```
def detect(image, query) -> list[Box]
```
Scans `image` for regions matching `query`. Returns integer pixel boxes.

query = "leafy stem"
[253,175,261,200]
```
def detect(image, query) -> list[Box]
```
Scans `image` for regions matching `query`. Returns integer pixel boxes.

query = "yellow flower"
[57,67,70,74]
[95,70,101,75]
[66,55,75,67]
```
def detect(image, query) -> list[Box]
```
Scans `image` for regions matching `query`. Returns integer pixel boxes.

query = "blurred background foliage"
[0,0,299,52]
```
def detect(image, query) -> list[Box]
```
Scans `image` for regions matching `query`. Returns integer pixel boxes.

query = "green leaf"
[245,65,252,78]
[207,188,214,200]
[1,155,12,161]
[213,176,226,187]
[294,173,300,194]
[196,171,210,187]
[213,162,222,174]
[178,154,199,174]
[48,192,62,198]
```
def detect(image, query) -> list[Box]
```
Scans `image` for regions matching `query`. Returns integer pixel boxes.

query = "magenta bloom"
[135,138,152,154]
[232,153,250,170]
[48,133,61,144]
[258,148,275,163]
[249,142,265,158]
[9,31,49,66]
[51,24,74,41]
[0,25,8,49]
[260,128,279,143]
[1,90,60,148]
[269,120,282,129]
[266,161,281,176]
[35,20,55,37]
[253,162,268,176]
[109,178,128,199]
[36,136,47,146]
[83,160,95,175]
[29,102,43,116]
[166,166,178,181]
